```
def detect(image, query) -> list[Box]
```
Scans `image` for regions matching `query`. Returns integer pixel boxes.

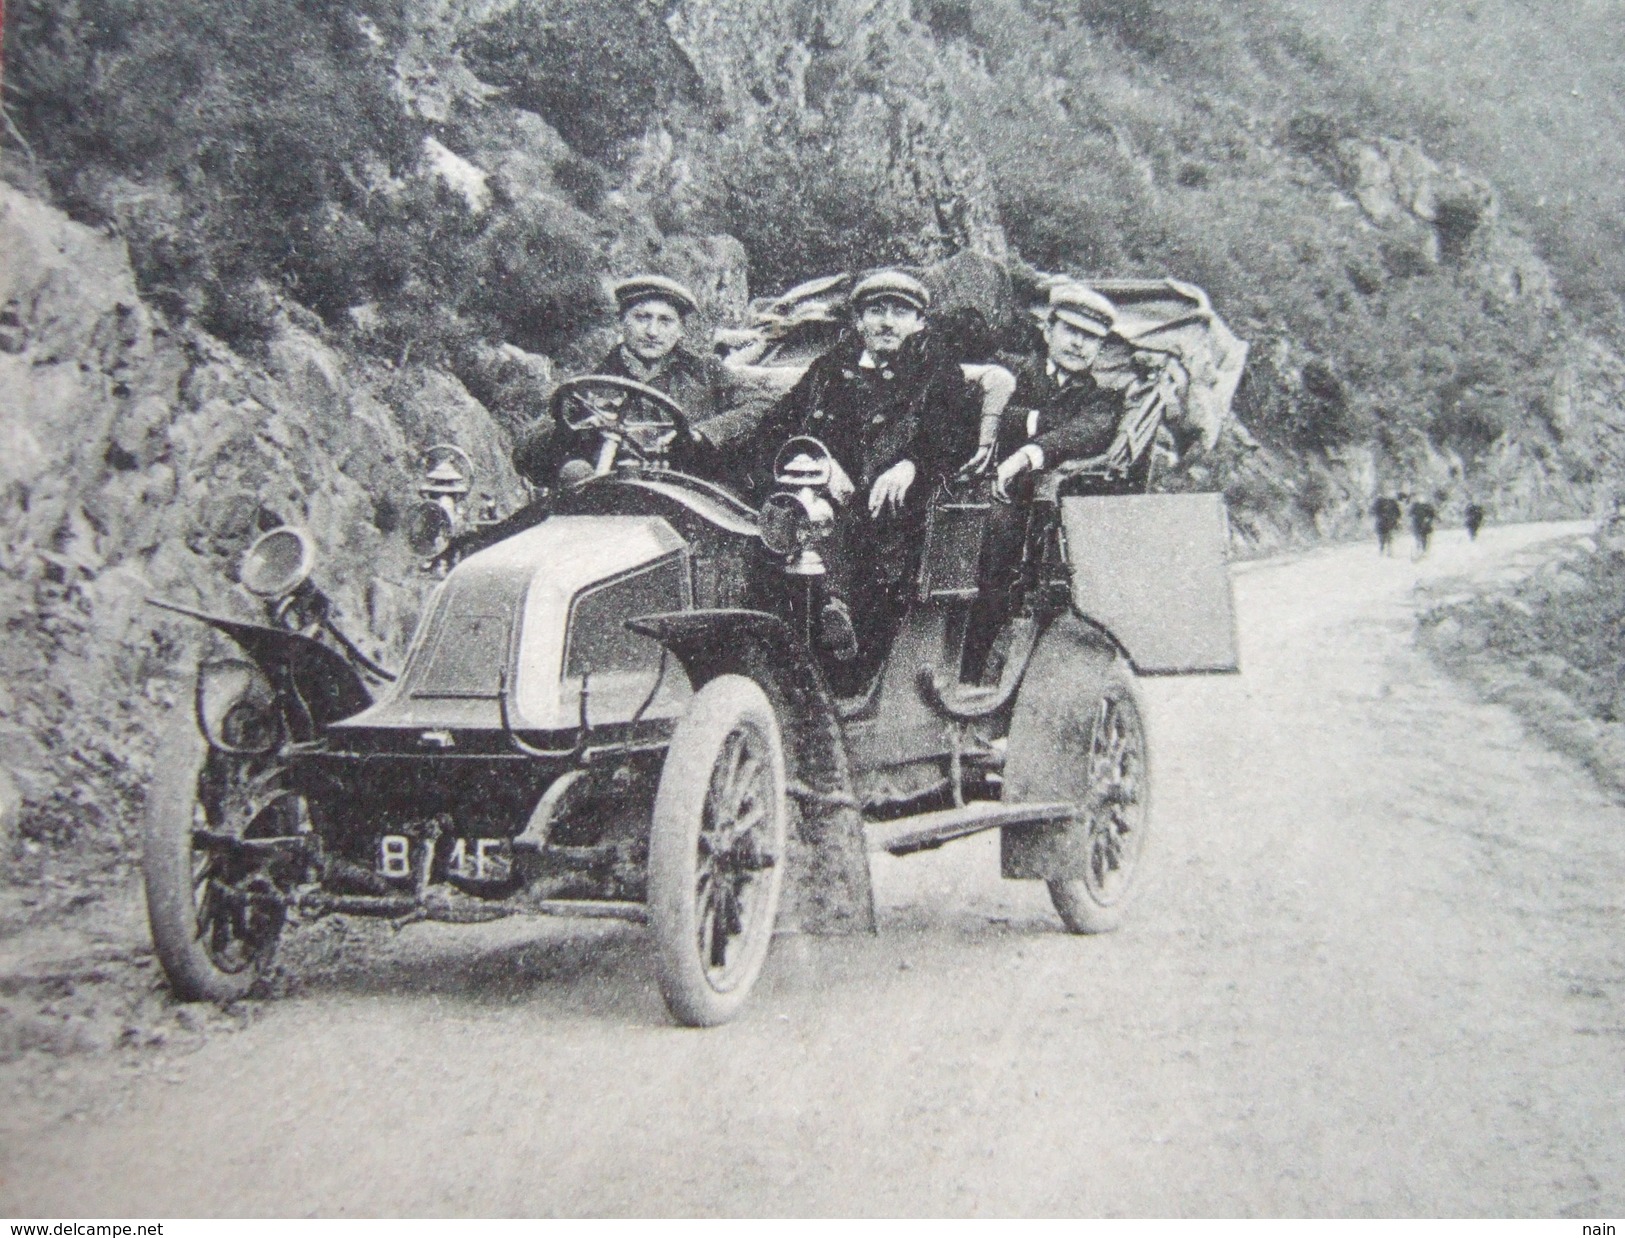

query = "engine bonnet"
[335,515,689,735]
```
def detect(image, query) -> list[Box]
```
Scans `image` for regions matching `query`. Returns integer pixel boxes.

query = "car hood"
[333,515,689,736]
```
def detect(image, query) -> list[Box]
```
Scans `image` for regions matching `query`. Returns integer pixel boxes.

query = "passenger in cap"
[513,274,748,488]
[959,282,1137,499]
[736,268,1014,687]
[962,281,1164,681]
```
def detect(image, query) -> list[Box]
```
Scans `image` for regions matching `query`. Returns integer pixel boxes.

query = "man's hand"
[868,459,917,516]
[827,456,856,505]
[957,443,996,478]
[993,445,1043,501]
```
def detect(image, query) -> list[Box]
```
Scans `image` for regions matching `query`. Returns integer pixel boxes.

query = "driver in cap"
[513,274,738,487]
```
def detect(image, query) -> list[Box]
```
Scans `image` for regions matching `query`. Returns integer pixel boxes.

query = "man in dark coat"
[961,283,1143,680]
[1410,496,1438,559]
[513,275,736,488]
[968,282,1151,501]
[1464,501,1485,540]
[737,270,1012,680]
[1373,493,1402,555]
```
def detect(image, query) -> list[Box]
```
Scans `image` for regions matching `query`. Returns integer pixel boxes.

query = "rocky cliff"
[5,0,1625,868]
[0,183,518,868]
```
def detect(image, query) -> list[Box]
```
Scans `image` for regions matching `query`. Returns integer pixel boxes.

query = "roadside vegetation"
[1419,519,1625,802]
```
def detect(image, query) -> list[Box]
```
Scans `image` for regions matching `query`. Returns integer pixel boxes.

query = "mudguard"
[149,599,373,737]
[999,614,1125,881]
[627,609,875,935]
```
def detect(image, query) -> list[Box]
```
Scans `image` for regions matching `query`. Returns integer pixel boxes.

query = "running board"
[530,898,647,923]
[866,800,1075,857]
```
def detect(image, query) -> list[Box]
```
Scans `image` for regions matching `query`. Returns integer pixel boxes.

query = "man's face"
[620,299,685,363]
[856,299,925,357]
[1044,315,1105,374]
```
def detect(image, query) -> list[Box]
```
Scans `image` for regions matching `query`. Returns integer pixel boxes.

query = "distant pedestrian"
[1372,493,1402,555]
[1410,497,1437,559]
[1464,501,1485,540]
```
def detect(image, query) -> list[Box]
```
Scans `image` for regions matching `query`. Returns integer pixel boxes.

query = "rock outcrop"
[0,183,518,860]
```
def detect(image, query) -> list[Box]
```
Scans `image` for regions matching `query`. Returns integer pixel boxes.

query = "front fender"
[626,609,808,688]
[149,599,373,737]
[627,608,875,936]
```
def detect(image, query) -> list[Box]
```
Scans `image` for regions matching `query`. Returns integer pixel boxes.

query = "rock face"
[1337,137,1555,306]
[0,183,519,861]
[663,0,1008,272]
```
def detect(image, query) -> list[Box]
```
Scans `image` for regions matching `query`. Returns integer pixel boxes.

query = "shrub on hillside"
[9,0,425,346]
[459,0,699,159]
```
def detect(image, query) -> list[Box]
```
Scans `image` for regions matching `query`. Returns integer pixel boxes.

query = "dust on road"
[3,523,1622,1216]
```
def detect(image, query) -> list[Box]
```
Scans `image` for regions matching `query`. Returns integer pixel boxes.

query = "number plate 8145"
[377,835,512,883]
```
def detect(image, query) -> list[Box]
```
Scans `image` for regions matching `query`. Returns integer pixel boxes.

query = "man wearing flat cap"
[962,281,1159,678]
[967,282,1152,500]
[514,274,740,487]
[738,268,1013,681]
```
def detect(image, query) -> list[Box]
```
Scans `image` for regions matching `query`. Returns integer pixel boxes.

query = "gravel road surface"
[3,522,1621,1217]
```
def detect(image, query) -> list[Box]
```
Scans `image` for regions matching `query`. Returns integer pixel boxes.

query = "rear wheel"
[1045,674,1150,933]
[648,675,788,1026]
[143,724,294,1001]
[1002,615,1151,934]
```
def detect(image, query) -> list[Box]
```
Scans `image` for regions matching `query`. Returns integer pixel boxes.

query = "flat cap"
[613,274,699,316]
[851,270,931,313]
[1047,282,1116,336]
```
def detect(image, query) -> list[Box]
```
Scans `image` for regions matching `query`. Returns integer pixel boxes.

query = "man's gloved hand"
[957,443,997,478]
[868,459,917,516]
[993,445,1044,501]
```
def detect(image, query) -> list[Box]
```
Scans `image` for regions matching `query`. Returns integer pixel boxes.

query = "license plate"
[378,835,512,883]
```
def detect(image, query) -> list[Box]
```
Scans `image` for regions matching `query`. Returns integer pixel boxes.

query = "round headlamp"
[239,527,315,600]
[758,492,809,557]
[405,501,454,559]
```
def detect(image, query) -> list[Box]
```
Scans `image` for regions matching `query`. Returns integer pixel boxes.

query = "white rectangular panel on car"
[1059,493,1239,675]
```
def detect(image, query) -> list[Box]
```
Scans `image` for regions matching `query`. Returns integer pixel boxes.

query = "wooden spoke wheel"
[1046,679,1150,933]
[1002,614,1152,934]
[143,725,297,1001]
[648,675,789,1026]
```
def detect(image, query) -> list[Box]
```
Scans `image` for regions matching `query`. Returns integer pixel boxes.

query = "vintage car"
[142,286,1241,1027]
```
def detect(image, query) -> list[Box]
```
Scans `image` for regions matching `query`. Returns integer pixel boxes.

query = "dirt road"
[4,523,1623,1217]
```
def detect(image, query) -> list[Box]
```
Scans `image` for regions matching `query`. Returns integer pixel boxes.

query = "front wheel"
[143,723,294,1001]
[648,675,789,1026]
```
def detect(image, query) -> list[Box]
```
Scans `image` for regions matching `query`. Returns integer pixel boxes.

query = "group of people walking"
[1371,492,1486,558]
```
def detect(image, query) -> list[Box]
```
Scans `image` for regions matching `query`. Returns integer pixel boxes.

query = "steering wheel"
[548,375,691,472]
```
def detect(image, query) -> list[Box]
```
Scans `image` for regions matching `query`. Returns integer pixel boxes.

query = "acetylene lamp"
[407,444,476,562]
[238,525,328,631]
[760,437,839,576]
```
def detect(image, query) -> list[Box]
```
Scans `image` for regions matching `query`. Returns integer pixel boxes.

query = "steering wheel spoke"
[548,375,691,471]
